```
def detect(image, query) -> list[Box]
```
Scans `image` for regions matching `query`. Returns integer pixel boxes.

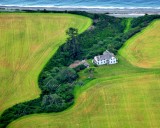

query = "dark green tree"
[64,28,80,59]
[56,68,78,83]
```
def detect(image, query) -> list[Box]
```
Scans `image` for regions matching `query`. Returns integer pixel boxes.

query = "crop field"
[8,20,160,128]
[119,20,160,68]
[0,13,92,114]
[8,74,160,128]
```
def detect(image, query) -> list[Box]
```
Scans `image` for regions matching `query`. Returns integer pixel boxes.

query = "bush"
[74,64,86,72]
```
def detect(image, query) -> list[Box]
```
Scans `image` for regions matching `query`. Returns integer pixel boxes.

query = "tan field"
[8,20,160,128]
[119,20,160,68]
[0,13,92,114]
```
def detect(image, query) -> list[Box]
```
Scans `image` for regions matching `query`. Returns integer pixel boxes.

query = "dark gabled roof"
[95,50,115,61]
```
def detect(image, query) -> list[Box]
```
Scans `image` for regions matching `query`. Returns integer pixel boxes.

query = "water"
[0,0,160,9]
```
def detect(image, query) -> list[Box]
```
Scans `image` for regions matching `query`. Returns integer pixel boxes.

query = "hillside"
[119,20,160,68]
[0,13,92,115]
[7,20,160,128]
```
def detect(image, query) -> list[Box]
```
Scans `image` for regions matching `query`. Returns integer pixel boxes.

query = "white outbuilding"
[93,50,118,65]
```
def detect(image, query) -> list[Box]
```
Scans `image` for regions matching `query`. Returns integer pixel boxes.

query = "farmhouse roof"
[69,60,89,68]
[95,50,115,61]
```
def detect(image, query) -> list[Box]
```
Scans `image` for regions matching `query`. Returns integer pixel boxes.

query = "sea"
[0,0,160,9]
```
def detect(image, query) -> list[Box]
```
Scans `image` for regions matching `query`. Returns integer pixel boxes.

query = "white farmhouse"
[93,50,118,65]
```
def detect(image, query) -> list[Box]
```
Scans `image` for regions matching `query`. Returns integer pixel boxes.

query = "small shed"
[69,60,90,68]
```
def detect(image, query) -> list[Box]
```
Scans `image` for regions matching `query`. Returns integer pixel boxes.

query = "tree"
[66,27,78,39]
[56,68,78,83]
[41,94,65,108]
[43,77,59,93]
[64,28,80,59]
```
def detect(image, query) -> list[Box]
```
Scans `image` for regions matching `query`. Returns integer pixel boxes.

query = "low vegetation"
[0,12,160,128]
[8,18,160,128]
[0,13,92,127]
[119,20,160,68]
[8,74,160,128]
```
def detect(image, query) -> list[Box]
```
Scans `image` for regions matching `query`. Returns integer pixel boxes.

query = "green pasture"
[8,73,160,128]
[0,13,92,114]
[3,16,160,128]
[119,20,160,68]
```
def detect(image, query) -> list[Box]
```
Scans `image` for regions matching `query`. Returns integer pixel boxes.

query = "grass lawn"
[0,13,92,114]
[119,20,160,68]
[124,18,132,33]
[7,20,160,128]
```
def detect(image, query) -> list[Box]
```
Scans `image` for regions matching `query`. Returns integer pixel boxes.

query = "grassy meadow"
[7,20,160,128]
[8,74,160,128]
[0,13,92,114]
[119,20,160,68]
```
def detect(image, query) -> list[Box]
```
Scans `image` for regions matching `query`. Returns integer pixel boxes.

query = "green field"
[0,13,92,114]
[7,20,160,128]
[7,74,160,128]
[119,20,160,68]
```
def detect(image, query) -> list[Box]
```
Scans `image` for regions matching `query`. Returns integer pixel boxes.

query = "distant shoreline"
[1,5,160,17]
